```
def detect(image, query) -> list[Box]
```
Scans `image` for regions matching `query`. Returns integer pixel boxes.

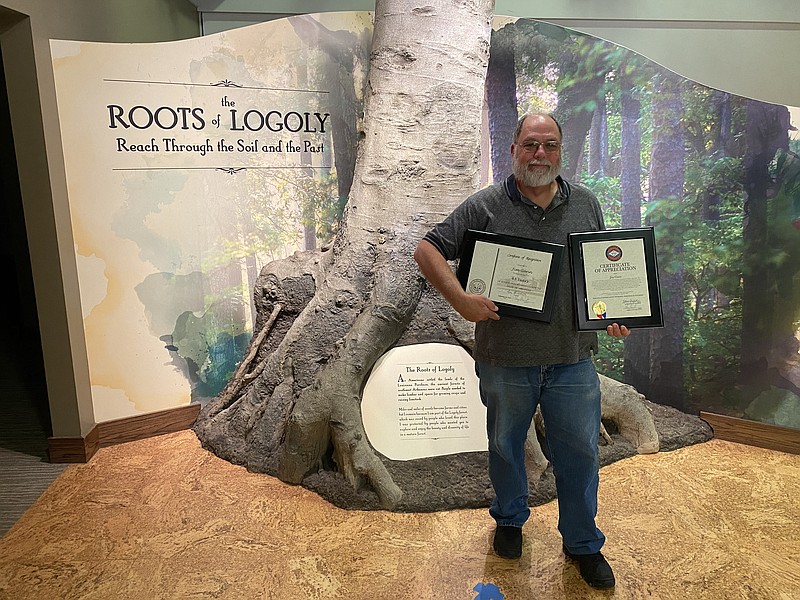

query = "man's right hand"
[454,293,501,322]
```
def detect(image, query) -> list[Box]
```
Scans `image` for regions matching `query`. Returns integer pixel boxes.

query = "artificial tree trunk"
[195,1,666,511]
[195,0,494,509]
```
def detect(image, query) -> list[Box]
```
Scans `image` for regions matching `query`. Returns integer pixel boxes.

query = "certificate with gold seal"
[569,228,664,330]
[456,230,564,322]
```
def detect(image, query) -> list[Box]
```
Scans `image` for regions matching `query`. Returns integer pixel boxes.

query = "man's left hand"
[606,323,630,337]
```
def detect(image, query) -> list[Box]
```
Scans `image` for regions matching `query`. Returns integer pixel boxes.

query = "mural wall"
[485,20,800,428]
[51,13,371,421]
[51,14,799,430]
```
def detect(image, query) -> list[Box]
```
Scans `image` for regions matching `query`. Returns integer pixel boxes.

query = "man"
[414,113,628,589]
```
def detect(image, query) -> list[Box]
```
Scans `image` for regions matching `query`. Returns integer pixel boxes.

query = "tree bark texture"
[588,93,606,177]
[195,0,494,509]
[618,71,652,394]
[619,77,642,229]
[647,72,686,410]
[740,99,791,390]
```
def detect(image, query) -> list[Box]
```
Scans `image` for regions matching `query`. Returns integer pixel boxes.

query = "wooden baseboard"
[48,425,99,463]
[96,403,201,447]
[48,403,201,463]
[700,412,800,455]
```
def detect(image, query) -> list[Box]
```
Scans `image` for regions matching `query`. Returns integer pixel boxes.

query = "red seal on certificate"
[605,245,623,261]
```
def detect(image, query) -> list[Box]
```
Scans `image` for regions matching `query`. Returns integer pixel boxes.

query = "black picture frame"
[456,229,564,322]
[569,227,664,330]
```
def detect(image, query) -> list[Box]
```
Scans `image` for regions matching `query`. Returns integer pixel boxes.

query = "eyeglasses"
[520,140,561,153]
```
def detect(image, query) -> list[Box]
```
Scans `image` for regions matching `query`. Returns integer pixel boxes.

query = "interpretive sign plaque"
[361,343,486,461]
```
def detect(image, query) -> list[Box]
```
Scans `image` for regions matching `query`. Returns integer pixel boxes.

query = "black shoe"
[493,526,522,559]
[563,546,615,588]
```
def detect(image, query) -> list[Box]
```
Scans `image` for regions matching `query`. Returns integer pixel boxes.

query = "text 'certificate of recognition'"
[456,230,564,322]
[470,241,552,311]
[582,238,650,319]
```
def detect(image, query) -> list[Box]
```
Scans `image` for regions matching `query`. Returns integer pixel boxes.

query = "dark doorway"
[0,45,51,458]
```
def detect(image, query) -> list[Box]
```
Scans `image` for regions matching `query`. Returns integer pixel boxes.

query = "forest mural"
[280,16,800,429]
[200,16,800,429]
[480,19,800,428]
[53,13,799,429]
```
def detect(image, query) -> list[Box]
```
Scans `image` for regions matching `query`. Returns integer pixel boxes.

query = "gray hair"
[513,113,563,143]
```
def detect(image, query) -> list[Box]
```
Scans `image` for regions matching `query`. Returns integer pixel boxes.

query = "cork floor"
[0,432,798,600]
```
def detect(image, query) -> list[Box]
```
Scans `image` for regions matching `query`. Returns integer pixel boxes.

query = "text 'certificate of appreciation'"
[469,241,552,311]
[582,238,651,319]
[569,227,663,330]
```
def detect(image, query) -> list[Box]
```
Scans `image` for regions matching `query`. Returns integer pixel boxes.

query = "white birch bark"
[195,0,494,508]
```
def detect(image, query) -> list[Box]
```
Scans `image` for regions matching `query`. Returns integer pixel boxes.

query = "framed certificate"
[456,229,564,321]
[569,227,664,330]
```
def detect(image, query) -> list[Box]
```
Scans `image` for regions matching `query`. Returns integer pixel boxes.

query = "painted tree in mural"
[631,70,687,409]
[674,87,743,408]
[619,58,648,389]
[618,58,647,229]
[290,16,370,249]
[484,19,555,182]
[740,100,798,396]
[485,23,517,182]
[553,42,608,181]
[587,92,608,177]
[196,0,496,508]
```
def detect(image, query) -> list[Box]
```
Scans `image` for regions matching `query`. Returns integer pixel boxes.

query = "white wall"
[191,0,800,106]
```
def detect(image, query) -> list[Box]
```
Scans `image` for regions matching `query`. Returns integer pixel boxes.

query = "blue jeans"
[476,358,605,555]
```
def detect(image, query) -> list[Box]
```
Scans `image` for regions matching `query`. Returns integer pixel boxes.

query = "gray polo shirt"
[423,174,605,367]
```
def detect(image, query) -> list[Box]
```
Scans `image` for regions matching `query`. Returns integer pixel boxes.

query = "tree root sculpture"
[196,230,424,509]
[523,373,660,481]
[599,374,660,453]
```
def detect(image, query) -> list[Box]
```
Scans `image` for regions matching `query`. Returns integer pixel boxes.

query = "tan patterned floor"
[0,431,798,599]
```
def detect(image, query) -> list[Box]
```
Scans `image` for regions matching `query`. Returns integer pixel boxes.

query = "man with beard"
[414,113,628,589]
